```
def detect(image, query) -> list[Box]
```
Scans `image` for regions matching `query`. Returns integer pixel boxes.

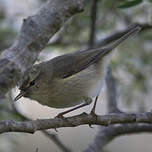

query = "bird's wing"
[51,48,109,79]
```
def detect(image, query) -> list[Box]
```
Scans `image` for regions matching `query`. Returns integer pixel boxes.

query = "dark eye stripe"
[19,77,30,90]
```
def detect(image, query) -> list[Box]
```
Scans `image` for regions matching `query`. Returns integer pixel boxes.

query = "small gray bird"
[14,24,141,117]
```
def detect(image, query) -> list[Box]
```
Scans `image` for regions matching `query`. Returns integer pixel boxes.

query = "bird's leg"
[90,95,99,116]
[56,97,92,118]
[56,103,88,118]
[89,96,99,128]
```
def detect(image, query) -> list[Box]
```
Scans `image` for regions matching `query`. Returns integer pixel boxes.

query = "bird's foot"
[54,128,58,132]
[88,124,94,128]
[88,110,97,128]
[55,113,66,119]
[89,95,98,118]
[90,109,97,118]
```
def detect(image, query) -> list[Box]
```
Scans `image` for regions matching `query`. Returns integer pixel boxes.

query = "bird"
[14,24,141,118]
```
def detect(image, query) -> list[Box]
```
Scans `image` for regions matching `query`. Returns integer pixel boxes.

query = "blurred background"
[0,0,152,151]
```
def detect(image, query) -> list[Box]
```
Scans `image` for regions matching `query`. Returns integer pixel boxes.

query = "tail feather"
[105,24,141,51]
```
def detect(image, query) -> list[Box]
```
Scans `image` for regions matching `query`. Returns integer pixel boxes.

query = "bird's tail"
[105,24,141,51]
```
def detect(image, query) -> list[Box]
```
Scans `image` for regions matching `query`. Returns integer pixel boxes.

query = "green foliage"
[117,0,143,9]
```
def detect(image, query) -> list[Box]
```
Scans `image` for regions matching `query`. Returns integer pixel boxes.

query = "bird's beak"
[14,90,26,102]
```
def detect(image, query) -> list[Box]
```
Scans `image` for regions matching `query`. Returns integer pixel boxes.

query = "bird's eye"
[29,81,35,86]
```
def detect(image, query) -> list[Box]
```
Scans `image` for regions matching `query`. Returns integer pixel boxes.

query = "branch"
[105,68,122,113]
[83,123,152,152]
[88,0,98,48]
[0,112,152,134]
[41,131,71,152]
[0,0,86,97]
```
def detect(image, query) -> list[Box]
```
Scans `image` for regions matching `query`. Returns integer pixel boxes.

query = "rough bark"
[0,112,152,134]
[0,0,86,98]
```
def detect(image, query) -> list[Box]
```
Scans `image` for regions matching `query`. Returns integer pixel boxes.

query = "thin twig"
[106,68,122,113]
[36,147,39,152]
[88,0,98,48]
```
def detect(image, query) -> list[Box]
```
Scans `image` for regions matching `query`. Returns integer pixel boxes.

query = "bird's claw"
[55,113,65,119]
[90,110,97,118]
[89,124,94,128]
[82,112,88,116]
[54,128,58,132]
[88,110,97,128]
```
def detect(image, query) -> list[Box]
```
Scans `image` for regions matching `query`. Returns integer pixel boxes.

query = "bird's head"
[14,65,41,101]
